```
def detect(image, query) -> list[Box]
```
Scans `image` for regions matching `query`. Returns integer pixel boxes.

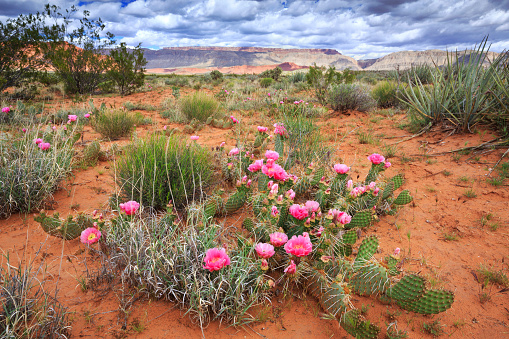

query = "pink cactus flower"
[369,182,376,190]
[284,260,297,274]
[289,204,309,220]
[333,163,350,174]
[265,150,279,161]
[384,161,392,169]
[394,247,401,255]
[190,135,199,140]
[52,126,57,131]
[262,163,289,181]
[269,232,288,247]
[285,189,296,200]
[347,180,353,190]
[261,258,269,271]
[84,113,90,118]
[367,153,385,165]
[68,115,77,122]
[305,200,320,213]
[219,141,225,147]
[34,138,43,145]
[38,142,51,151]
[1,107,10,113]
[163,125,167,130]
[255,243,275,259]
[80,227,101,245]
[284,234,313,257]
[203,248,231,272]
[271,206,279,218]
[337,212,352,225]
[248,159,264,172]
[273,123,288,137]
[230,115,239,124]
[227,162,233,170]
[22,128,27,133]
[257,126,268,133]
[119,200,140,215]
[229,147,239,156]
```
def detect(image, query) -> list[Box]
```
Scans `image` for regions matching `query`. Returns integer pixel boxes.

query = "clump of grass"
[106,212,265,327]
[477,264,509,287]
[80,140,104,167]
[0,253,71,337]
[327,83,376,113]
[357,131,379,145]
[422,319,444,337]
[371,80,401,108]
[180,91,219,122]
[114,134,212,209]
[463,188,477,198]
[260,77,274,88]
[0,127,74,218]
[442,232,459,241]
[382,144,398,158]
[92,108,136,140]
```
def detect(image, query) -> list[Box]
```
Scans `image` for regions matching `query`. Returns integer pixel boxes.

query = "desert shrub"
[114,134,212,209]
[209,70,223,81]
[53,107,90,124]
[92,109,136,140]
[259,67,282,81]
[80,140,103,167]
[106,213,264,326]
[371,81,401,108]
[260,77,274,88]
[0,255,71,337]
[405,64,434,85]
[327,83,376,112]
[0,101,44,126]
[106,42,147,95]
[0,127,74,218]
[288,71,307,83]
[164,76,189,87]
[180,91,219,122]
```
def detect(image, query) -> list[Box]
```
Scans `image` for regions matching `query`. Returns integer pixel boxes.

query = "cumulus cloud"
[0,0,508,59]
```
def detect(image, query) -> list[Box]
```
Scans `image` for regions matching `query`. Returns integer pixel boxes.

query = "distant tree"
[0,10,58,91]
[259,67,282,81]
[106,42,147,96]
[306,64,355,104]
[209,70,223,81]
[41,4,115,94]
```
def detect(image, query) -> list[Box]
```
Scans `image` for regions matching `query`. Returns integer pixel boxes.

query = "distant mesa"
[140,46,499,74]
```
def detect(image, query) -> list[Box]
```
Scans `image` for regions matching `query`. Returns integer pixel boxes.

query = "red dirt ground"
[1,85,508,338]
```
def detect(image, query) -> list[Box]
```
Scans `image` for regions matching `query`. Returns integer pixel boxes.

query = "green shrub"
[371,81,400,108]
[327,84,376,112]
[164,76,189,87]
[260,77,274,88]
[92,109,136,140]
[106,42,147,95]
[0,127,74,218]
[114,134,212,209]
[259,67,282,81]
[209,70,223,81]
[180,91,219,122]
[289,71,307,83]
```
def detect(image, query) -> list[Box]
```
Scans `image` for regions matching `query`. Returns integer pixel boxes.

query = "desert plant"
[260,77,274,88]
[180,91,219,122]
[106,42,147,95]
[114,134,212,209]
[209,70,223,81]
[327,83,376,112]
[259,67,282,81]
[92,108,136,140]
[372,81,401,108]
[0,127,75,218]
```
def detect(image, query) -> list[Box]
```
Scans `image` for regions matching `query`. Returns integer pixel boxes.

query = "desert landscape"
[2,2,509,339]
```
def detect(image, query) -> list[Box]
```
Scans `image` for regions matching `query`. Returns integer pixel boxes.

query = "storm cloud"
[1,0,507,59]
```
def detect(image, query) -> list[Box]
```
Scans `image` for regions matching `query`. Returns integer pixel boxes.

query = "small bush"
[259,67,282,81]
[260,77,274,88]
[288,71,307,83]
[209,70,223,81]
[114,134,212,209]
[371,81,400,108]
[327,83,376,112]
[92,109,136,140]
[0,128,74,218]
[180,91,219,122]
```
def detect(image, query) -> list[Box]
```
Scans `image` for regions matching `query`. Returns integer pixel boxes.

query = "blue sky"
[1,0,508,59]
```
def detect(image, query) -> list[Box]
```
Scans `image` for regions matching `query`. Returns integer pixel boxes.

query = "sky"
[1,0,508,59]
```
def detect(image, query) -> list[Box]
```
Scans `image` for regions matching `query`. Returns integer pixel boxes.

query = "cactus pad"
[382,181,395,200]
[225,190,247,213]
[274,135,284,155]
[293,177,311,195]
[311,167,325,185]
[35,212,92,240]
[340,309,380,339]
[335,244,353,257]
[320,282,349,317]
[397,289,455,314]
[391,173,405,190]
[384,255,400,276]
[258,174,270,192]
[386,274,426,302]
[393,190,413,205]
[346,210,372,229]
[350,262,390,296]
[342,229,358,245]
[354,236,379,268]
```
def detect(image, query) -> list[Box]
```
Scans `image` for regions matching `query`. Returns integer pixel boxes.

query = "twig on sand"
[386,122,432,145]
[410,137,504,157]
[487,147,509,177]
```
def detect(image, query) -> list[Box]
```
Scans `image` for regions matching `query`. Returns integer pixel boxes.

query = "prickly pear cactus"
[35,212,93,240]
[354,236,379,268]
[393,190,413,205]
[224,190,248,213]
[340,309,380,339]
[397,289,455,314]
[350,261,390,296]
[391,173,405,190]
[346,210,372,229]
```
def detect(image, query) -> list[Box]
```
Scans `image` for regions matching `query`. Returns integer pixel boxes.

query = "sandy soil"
[1,85,508,339]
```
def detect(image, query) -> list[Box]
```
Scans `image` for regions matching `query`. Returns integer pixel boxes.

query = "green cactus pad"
[311,167,325,185]
[242,218,255,232]
[393,190,413,205]
[349,262,390,296]
[275,135,284,155]
[293,177,311,195]
[384,255,400,276]
[382,181,395,200]
[204,198,218,220]
[335,244,353,257]
[205,116,213,125]
[35,212,92,240]
[225,190,247,213]
[254,134,263,148]
[354,236,379,268]
[212,119,222,128]
[346,210,372,229]
[305,269,327,299]
[320,282,349,317]
[364,163,384,184]
[386,274,426,302]
[340,309,380,339]
[391,173,405,190]
[182,125,194,134]
[277,203,289,231]
[258,174,270,192]
[342,229,358,245]
[222,121,232,129]
[397,289,455,314]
